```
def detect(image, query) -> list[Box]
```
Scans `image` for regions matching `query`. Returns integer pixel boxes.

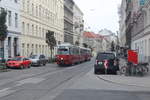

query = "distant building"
[0,0,21,58]
[73,3,84,46]
[99,29,118,50]
[83,31,104,56]
[64,0,74,44]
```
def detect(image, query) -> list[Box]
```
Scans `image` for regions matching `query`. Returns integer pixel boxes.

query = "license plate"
[98,62,103,65]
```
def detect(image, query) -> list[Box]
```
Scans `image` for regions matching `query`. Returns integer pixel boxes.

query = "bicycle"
[120,62,149,76]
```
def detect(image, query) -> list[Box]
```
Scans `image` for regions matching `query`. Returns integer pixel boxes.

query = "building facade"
[119,0,126,47]
[0,0,21,59]
[20,0,64,57]
[73,4,84,46]
[99,29,118,51]
[83,31,104,56]
[131,0,150,63]
[64,0,74,44]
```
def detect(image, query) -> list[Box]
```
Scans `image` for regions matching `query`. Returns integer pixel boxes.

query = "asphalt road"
[0,59,93,100]
[0,59,150,100]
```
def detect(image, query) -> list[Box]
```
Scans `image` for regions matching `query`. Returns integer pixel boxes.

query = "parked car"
[30,55,47,66]
[6,56,31,69]
[94,52,119,74]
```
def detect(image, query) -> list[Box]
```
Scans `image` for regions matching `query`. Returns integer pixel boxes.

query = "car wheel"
[28,64,31,68]
[43,63,46,66]
[94,69,99,74]
[38,62,41,66]
[20,65,24,69]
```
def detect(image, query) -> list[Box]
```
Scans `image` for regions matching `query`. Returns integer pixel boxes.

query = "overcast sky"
[74,0,121,33]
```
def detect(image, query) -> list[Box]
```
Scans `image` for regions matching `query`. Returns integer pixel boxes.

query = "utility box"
[128,50,138,64]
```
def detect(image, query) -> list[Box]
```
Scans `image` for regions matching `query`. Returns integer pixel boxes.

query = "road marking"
[0,88,16,98]
[16,77,45,86]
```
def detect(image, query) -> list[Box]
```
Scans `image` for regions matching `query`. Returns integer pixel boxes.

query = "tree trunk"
[50,48,53,61]
[0,40,4,58]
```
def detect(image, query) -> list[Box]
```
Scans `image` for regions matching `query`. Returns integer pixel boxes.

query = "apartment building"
[119,0,126,47]
[0,0,21,59]
[131,0,150,63]
[20,0,64,57]
[64,0,74,44]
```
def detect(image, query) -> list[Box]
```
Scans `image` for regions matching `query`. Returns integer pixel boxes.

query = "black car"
[94,52,119,74]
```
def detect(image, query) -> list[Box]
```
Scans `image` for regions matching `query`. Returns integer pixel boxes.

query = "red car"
[6,56,31,69]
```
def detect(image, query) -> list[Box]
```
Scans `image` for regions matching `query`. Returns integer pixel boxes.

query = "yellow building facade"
[20,0,64,57]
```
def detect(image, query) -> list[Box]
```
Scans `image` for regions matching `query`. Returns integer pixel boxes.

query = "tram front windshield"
[57,48,70,55]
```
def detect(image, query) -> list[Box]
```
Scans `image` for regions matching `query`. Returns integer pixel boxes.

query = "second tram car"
[56,43,92,66]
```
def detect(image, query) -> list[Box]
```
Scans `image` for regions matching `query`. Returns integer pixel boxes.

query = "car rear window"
[96,53,115,61]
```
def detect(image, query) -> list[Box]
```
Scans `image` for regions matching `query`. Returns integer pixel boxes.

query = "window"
[27,0,30,13]
[8,11,12,26]
[32,25,34,35]
[22,0,25,10]
[32,3,34,15]
[36,6,38,16]
[22,43,25,56]
[36,44,38,54]
[32,44,34,53]
[27,44,29,56]
[36,25,38,35]
[0,7,4,14]
[22,22,25,34]
[149,39,150,56]
[15,13,18,28]
[27,23,30,34]
[39,27,41,37]
[39,5,41,17]
[42,28,44,38]
[14,0,18,3]
[39,45,41,53]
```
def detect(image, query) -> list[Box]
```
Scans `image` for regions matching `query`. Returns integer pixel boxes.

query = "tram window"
[58,49,69,55]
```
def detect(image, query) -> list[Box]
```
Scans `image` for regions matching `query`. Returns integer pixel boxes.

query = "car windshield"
[57,49,69,55]
[97,53,115,61]
[30,55,39,59]
[11,57,22,61]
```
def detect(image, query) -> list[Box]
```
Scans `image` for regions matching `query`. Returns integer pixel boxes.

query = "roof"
[83,32,104,39]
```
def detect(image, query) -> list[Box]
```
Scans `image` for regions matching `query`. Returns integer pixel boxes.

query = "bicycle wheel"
[142,66,149,73]
[120,66,127,74]
[136,66,143,76]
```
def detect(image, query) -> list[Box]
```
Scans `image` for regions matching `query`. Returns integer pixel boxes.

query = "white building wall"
[0,0,21,59]
[20,0,64,57]
[73,4,84,46]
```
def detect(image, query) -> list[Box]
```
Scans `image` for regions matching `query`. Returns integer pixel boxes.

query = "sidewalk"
[96,57,150,88]
[98,74,150,88]
[69,69,150,92]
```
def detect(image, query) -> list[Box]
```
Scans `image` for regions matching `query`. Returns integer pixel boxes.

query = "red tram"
[56,43,92,66]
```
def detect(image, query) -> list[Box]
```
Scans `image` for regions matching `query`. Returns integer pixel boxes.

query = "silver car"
[30,55,47,66]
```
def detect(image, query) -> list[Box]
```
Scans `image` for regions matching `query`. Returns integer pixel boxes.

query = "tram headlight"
[61,58,63,60]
